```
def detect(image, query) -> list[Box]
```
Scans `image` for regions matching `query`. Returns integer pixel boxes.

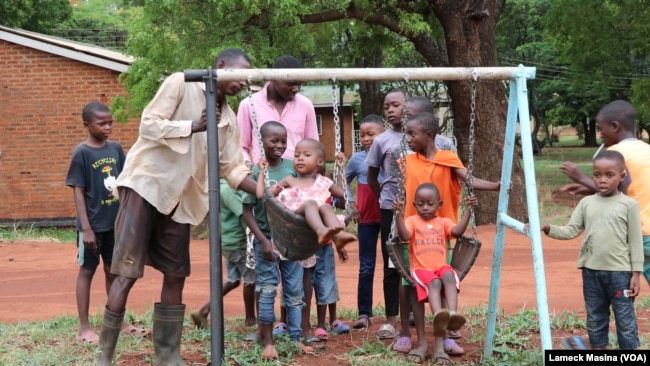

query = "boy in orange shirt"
[395,183,477,365]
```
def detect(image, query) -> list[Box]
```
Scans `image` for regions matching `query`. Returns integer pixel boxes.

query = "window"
[316,115,322,135]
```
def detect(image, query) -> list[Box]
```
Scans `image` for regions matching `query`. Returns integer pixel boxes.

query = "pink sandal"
[315,327,328,340]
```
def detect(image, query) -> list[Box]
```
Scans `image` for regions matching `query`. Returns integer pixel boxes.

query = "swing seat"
[262,189,320,261]
[387,235,481,286]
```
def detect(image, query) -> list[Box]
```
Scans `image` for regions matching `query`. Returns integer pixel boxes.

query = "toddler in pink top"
[257,138,357,250]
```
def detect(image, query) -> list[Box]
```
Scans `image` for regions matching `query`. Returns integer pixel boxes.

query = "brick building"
[0,26,139,226]
[0,26,357,226]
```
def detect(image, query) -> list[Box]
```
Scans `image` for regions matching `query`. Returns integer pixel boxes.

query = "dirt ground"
[2,223,648,364]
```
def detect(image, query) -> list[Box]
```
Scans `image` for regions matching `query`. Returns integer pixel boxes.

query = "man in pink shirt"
[238,55,319,164]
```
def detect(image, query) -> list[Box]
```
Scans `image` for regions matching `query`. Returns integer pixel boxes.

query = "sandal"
[352,315,371,329]
[392,336,412,353]
[315,327,329,340]
[432,309,450,337]
[562,335,590,350]
[272,322,287,335]
[303,334,327,349]
[443,338,465,356]
[406,348,426,364]
[447,329,462,339]
[447,313,466,331]
[433,351,452,365]
[330,320,350,334]
[376,324,399,340]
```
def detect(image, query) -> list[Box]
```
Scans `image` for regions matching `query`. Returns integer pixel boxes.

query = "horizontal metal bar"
[184,66,536,82]
[498,212,528,236]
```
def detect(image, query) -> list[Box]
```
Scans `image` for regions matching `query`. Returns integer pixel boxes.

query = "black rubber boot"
[153,302,187,366]
[97,307,124,366]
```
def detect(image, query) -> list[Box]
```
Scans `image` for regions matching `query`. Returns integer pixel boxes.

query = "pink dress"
[278,174,333,210]
[278,174,333,268]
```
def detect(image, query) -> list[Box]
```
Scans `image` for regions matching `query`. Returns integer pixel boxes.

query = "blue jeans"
[582,268,639,349]
[311,245,339,305]
[254,237,304,341]
[357,223,380,317]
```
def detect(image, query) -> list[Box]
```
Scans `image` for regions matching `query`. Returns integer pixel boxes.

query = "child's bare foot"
[336,247,349,262]
[297,341,315,354]
[317,226,343,245]
[262,345,278,359]
[332,232,357,250]
[76,329,99,344]
[245,316,257,327]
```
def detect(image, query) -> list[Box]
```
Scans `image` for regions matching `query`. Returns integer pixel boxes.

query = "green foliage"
[545,0,650,133]
[0,0,72,33]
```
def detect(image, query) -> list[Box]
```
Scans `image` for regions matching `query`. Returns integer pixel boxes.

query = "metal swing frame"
[184,65,546,365]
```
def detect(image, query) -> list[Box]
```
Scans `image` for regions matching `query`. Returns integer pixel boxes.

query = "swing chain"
[466,71,478,239]
[247,78,271,189]
[388,77,410,247]
[331,79,349,210]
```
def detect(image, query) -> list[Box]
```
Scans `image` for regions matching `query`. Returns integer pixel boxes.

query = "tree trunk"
[356,47,384,117]
[430,0,528,224]
[584,117,597,147]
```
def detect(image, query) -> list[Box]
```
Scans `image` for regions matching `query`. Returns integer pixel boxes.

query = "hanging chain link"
[331,78,349,210]
[247,78,270,189]
[466,71,478,240]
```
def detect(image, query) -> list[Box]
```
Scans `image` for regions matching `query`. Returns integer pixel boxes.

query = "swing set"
[184,65,548,364]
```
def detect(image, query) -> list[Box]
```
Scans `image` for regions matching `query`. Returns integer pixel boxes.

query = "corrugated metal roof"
[300,85,358,107]
[0,25,133,72]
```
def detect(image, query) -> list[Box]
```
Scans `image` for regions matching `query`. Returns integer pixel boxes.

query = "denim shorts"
[310,245,339,305]
[223,249,256,285]
[582,268,639,349]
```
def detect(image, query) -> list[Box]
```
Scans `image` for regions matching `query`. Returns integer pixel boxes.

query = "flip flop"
[352,315,371,329]
[303,335,327,349]
[562,335,589,350]
[376,324,399,340]
[272,322,287,335]
[432,309,451,337]
[447,313,466,331]
[433,351,452,365]
[242,332,263,345]
[330,320,350,334]
[122,324,151,337]
[406,348,426,364]
[392,336,412,353]
[315,327,329,340]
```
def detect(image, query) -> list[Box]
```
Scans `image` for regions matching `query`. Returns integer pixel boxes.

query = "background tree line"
[3,0,650,224]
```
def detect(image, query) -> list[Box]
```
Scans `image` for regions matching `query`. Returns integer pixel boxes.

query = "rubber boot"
[97,307,124,366]
[153,302,187,366]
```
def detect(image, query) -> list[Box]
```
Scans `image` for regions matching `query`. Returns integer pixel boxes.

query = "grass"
[0,225,76,243]
[1,303,646,365]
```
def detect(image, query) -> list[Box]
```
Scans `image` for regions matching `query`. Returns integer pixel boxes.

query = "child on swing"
[394,183,476,365]
[256,138,357,250]
[398,111,501,364]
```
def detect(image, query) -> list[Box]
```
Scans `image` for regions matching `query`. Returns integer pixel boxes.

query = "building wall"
[0,40,140,225]
[315,106,354,160]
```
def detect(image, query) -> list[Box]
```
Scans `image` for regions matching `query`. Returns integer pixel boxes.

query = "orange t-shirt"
[404,215,456,271]
[402,150,465,220]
